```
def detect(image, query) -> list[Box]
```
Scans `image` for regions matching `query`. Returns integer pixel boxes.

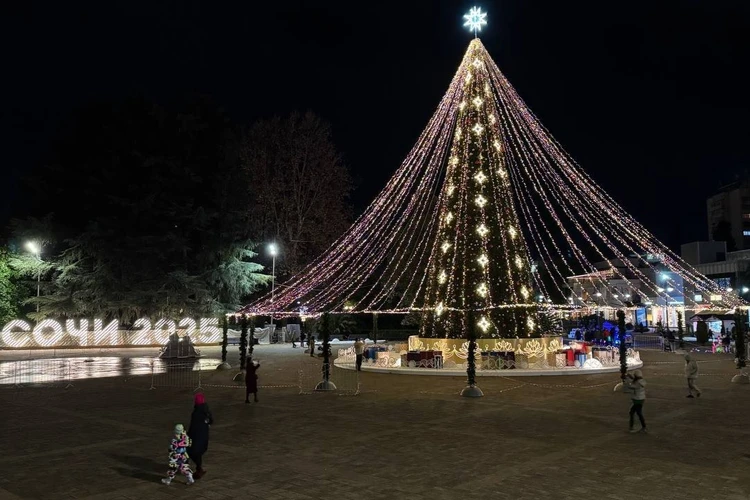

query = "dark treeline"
[1,96,352,324]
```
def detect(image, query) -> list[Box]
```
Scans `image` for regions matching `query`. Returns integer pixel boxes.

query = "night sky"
[2,0,749,250]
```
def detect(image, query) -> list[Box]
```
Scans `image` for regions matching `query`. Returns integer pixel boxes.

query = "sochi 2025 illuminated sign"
[0,318,222,349]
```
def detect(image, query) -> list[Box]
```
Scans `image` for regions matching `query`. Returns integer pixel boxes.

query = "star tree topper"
[463,7,488,37]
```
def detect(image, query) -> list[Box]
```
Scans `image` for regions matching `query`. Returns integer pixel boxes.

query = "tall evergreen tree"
[421,40,537,339]
[0,248,20,325]
[15,98,270,321]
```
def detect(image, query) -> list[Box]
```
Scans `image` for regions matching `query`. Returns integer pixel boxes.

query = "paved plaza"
[1,346,749,500]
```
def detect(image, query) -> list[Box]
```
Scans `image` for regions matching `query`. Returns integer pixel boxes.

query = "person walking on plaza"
[354,338,365,371]
[685,354,701,398]
[187,393,213,479]
[309,336,316,357]
[245,358,260,403]
[623,369,647,433]
[161,424,194,485]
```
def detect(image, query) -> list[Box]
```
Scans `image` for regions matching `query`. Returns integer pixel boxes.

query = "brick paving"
[1,347,749,500]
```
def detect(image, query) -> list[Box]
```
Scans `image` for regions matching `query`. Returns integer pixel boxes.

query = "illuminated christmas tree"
[420,39,537,339]
[240,8,743,339]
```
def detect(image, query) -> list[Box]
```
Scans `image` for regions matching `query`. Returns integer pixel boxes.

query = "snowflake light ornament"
[463,7,488,37]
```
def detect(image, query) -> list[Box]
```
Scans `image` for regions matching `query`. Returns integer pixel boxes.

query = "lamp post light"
[25,241,42,313]
[268,243,278,343]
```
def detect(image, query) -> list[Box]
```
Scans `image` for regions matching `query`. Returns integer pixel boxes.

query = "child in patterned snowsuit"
[161,424,195,485]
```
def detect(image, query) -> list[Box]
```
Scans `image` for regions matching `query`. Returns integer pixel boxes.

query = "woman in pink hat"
[187,393,213,479]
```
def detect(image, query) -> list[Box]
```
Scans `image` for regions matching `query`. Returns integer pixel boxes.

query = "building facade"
[707,179,750,250]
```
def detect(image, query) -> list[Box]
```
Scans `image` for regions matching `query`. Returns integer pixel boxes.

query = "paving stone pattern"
[1,348,749,500]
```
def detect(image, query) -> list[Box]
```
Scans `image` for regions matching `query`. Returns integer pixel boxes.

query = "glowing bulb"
[657,287,664,292]
[447,184,456,196]
[493,140,502,151]
[497,168,508,179]
[472,123,484,135]
[438,271,447,284]
[508,226,517,239]
[477,316,491,332]
[666,287,674,292]
[477,254,489,267]
[435,302,444,317]
[474,171,487,184]
[472,97,483,108]
[514,255,524,269]
[459,101,467,111]
[472,58,483,69]
[477,283,488,297]
[527,317,535,330]
[441,242,452,253]
[489,114,496,124]
[520,286,529,299]
[444,212,454,224]
[476,224,489,237]
[450,156,458,166]
[465,71,472,84]
[456,127,462,139]
[475,195,487,208]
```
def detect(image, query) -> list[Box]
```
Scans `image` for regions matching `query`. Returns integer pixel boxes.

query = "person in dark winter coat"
[245,358,260,403]
[187,393,213,479]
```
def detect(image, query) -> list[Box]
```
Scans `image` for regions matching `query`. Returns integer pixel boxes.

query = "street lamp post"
[25,242,41,313]
[269,243,278,343]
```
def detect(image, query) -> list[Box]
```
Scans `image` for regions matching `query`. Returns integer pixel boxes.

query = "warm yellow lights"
[445,212,454,224]
[475,195,487,208]
[476,224,489,237]
[450,156,458,166]
[520,286,530,299]
[472,97,483,108]
[477,254,489,267]
[474,171,487,184]
[472,123,484,135]
[489,114,496,125]
[441,242,452,253]
[477,316,491,332]
[526,317,536,330]
[498,168,508,179]
[447,184,456,196]
[438,271,447,284]
[508,226,517,239]
[465,71,472,84]
[435,302,444,316]
[514,255,524,269]
[456,127,462,139]
[493,140,502,151]
[459,101,467,111]
[477,283,488,297]
[472,58,483,69]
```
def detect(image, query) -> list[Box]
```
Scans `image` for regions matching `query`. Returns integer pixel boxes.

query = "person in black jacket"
[188,393,213,479]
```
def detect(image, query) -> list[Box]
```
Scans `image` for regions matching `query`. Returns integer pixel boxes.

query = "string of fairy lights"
[240,14,745,326]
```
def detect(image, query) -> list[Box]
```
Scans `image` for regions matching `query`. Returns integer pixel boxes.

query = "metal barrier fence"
[0,359,74,387]
[632,334,665,350]
[299,360,359,395]
[149,361,202,391]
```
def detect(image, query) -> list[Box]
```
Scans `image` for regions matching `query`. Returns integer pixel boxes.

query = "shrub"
[695,321,710,345]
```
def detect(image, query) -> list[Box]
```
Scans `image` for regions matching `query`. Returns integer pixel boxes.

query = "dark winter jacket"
[187,403,213,454]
